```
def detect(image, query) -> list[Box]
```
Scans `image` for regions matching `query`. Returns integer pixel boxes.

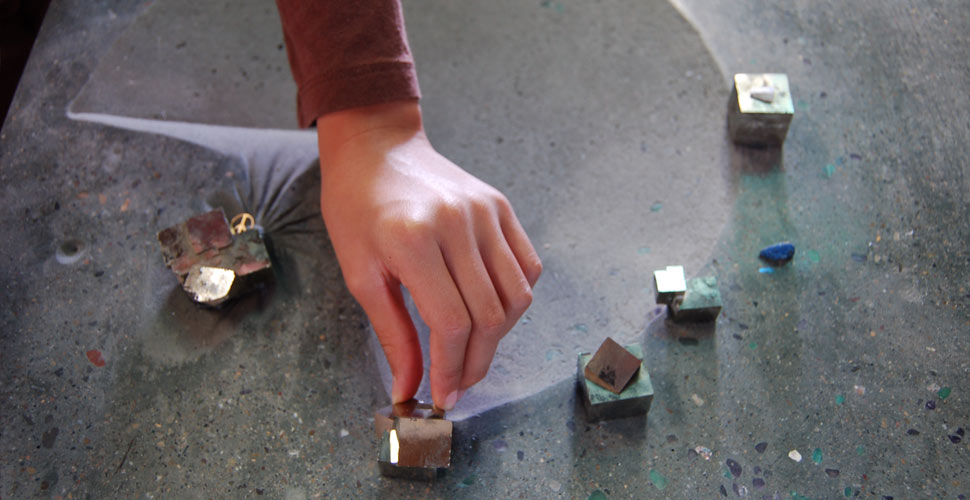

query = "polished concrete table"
[1,0,967,498]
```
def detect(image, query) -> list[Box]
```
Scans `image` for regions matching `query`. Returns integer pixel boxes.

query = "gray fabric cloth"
[67,0,731,421]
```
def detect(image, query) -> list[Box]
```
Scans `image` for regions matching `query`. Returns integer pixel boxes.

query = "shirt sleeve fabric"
[275,0,422,128]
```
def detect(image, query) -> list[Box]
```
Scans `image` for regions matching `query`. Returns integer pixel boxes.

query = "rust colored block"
[584,337,642,394]
[395,418,453,468]
[184,209,233,254]
[375,399,452,480]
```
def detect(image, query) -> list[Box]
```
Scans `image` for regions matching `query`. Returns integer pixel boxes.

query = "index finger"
[393,240,471,411]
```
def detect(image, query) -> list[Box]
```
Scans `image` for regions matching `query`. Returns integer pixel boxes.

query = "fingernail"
[391,383,406,404]
[443,390,459,410]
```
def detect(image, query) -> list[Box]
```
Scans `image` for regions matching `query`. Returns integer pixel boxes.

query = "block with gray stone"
[728,73,794,146]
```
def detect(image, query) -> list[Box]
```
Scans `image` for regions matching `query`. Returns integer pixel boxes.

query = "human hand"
[316,101,542,411]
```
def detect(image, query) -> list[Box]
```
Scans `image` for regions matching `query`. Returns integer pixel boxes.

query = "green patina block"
[577,344,654,421]
[670,276,722,322]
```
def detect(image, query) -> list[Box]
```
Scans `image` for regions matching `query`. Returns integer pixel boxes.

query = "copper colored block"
[395,418,453,468]
[375,399,452,480]
[184,209,233,254]
[584,337,642,394]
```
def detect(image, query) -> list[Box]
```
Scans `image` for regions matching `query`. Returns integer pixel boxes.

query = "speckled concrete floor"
[2,0,968,499]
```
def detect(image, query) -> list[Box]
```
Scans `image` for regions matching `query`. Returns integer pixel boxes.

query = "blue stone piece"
[758,242,795,265]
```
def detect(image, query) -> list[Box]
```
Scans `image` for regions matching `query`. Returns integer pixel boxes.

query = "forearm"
[275,0,421,128]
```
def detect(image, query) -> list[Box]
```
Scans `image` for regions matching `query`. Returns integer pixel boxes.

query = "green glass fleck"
[835,394,845,405]
[461,474,476,486]
[938,387,952,400]
[650,202,663,212]
[856,445,865,456]
[588,490,607,500]
[749,341,758,350]
[649,469,668,491]
[638,246,651,254]
[844,487,852,497]
[791,492,810,500]
[723,467,732,479]
[807,249,820,263]
[572,323,588,333]
[812,448,823,464]
[823,164,836,178]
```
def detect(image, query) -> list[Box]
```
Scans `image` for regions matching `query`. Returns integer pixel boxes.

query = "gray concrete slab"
[1,0,968,498]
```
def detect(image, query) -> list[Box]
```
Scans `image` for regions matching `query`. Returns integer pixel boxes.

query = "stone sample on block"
[157,208,272,306]
[583,337,642,394]
[670,276,722,322]
[654,265,687,305]
[728,73,794,146]
[577,343,654,421]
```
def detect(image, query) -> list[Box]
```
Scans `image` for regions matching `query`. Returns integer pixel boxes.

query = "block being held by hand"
[375,399,452,480]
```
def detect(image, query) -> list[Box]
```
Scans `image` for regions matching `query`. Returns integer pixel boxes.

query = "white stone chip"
[750,85,776,103]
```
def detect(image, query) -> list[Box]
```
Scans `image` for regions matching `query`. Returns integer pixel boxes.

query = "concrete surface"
[1,0,968,498]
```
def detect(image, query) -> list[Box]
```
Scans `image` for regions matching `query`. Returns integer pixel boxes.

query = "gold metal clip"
[230,213,255,235]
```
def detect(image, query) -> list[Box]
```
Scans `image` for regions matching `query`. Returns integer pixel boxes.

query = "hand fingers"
[431,216,507,409]
[345,271,423,404]
[497,200,543,287]
[459,215,533,390]
[391,234,471,411]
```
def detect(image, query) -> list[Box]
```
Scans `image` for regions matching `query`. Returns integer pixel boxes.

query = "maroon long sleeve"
[275,0,421,128]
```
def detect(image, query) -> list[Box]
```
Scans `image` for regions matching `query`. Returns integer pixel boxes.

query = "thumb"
[351,276,424,404]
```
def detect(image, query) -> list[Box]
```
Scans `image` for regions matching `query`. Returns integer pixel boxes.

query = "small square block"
[378,431,439,480]
[377,423,452,479]
[396,418,452,468]
[654,265,687,305]
[728,73,794,146]
[670,276,722,322]
[375,399,452,480]
[584,337,642,394]
[577,344,654,422]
